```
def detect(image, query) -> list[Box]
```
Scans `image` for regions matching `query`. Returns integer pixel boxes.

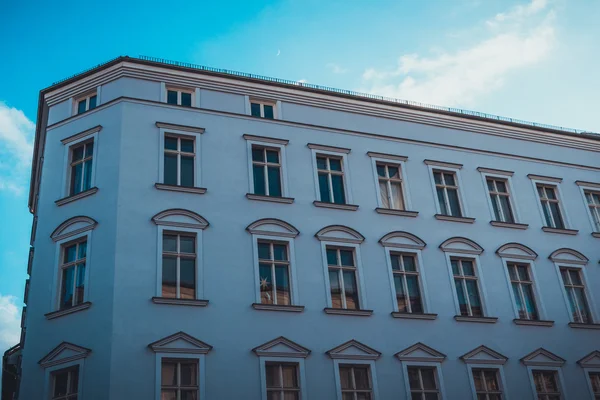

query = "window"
[376,162,405,210]
[162,232,196,299]
[584,190,600,232]
[164,135,195,187]
[167,89,193,107]
[451,258,483,317]
[536,184,565,229]
[76,93,97,114]
[265,363,300,400]
[471,368,502,400]
[59,239,87,310]
[68,140,94,196]
[161,359,199,400]
[390,253,423,313]
[532,370,561,400]
[339,364,373,400]
[507,262,539,320]
[433,170,462,217]
[250,101,275,119]
[317,155,346,204]
[252,145,282,197]
[51,366,79,400]
[588,372,600,399]
[258,241,291,305]
[327,246,360,310]
[560,267,592,324]
[407,366,440,400]
[486,178,514,223]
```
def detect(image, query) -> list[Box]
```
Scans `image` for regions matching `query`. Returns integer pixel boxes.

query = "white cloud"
[326,63,348,74]
[0,294,21,353]
[297,79,308,84]
[0,102,35,195]
[360,0,556,107]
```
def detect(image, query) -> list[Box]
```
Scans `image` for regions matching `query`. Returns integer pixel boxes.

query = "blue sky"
[0,0,598,351]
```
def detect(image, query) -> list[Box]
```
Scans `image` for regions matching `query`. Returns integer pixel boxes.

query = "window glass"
[88,95,97,109]
[181,92,192,107]
[251,103,261,117]
[77,100,87,114]
[164,154,178,185]
[264,104,274,119]
[167,90,178,105]
[180,156,194,187]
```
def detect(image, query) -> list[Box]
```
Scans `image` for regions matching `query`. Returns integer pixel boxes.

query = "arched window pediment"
[379,231,426,250]
[51,216,97,242]
[246,218,299,238]
[315,225,364,244]
[439,237,483,255]
[152,209,209,230]
[549,248,588,265]
[496,243,537,260]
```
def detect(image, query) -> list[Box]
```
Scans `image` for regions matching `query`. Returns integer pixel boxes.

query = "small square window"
[166,88,194,107]
[250,100,276,119]
[75,93,97,115]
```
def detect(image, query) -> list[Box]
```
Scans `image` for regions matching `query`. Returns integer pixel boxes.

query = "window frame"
[529,177,572,229]
[499,257,548,321]
[584,367,600,399]
[43,359,84,400]
[368,153,412,211]
[61,130,99,198]
[553,261,597,324]
[333,359,379,400]
[401,361,446,400]
[310,147,353,205]
[383,247,431,314]
[155,353,205,400]
[479,170,522,224]
[165,86,196,107]
[158,127,203,188]
[426,164,469,217]
[259,357,307,400]
[73,90,99,115]
[466,365,507,400]
[320,241,367,310]
[245,96,281,119]
[527,366,567,400]
[443,252,491,318]
[245,136,290,198]
[576,182,600,234]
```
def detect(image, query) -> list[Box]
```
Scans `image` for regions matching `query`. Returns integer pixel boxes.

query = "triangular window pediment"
[578,351,600,368]
[252,337,311,358]
[521,348,565,367]
[148,332,212,354]
[461,346,508,365]
[327,340,380,360]
[38,342,91,368]
[395,343,446,362]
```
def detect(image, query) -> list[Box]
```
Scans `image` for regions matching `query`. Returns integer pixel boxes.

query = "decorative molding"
[424,159,463,169]
[323,308,373,316]
[521,348,565,367]
[569,322,600,330]
[245,193,294,204]
[527,174,562,183]
[326,340,381,360]
[252,303,305,312]
[246,218,299,238]
[51,216,98,242]
[476,167,514,176]
[252,336,311,358]
[460,345,508,365]
[395,343,446,362]
[375,208,418,218]
[60,125,102,144]
[154,183,207,194]
[434,214,476,224]
[155,121,205,134]
[575,180,600,189]
[313,201,359,211]
[315,225,365,244]
[439,237,484,255]
[148,331,212,354]
[454,316,498,324]
[542,227,578,235]
[242,134,289,145]
[307,143,351,154]
[151,208,209,230]
[490,221,529,230]
[39,342,91,368]
[379,231,426,250]
[151,297,209,307]
[592,232,600,239]
[496,243,538,260]
[549,248,589,265]
[391,312,437,320]
[45,302,91,320]
[55,187,98,206]
[366,151,408,162]
[577,351,600,368]
[513,319,554,327]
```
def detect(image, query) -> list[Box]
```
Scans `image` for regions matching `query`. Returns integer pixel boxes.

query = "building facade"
[17,56,600,399]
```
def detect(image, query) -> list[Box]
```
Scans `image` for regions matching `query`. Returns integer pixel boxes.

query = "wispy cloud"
[0,102,35,195]
[326,63,348,74]
[0,294,21,353]
[360,0,556,107]
[297,79,308,84]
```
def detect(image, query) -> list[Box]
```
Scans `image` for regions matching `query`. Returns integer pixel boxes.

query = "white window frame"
[164,86,196,107]
[526,366,567,399]
[245,137,290,197]
[529,178,572,229]
[52,231,93,311]
[577,182,600,233]
[310,148,354,204]
[401,361,447,400]
[369,154,412,210]
[584,367,600,399]
[479,171,522,223]
[552,261,598,324]
[245,96,282,119]
[442,252,491,317]
[259,357,307,400]
[466,365,508,400]
[72,89,100,115]
[158,127,203,187]
[61,130,99,197]
[43,359,85,400]
[155,353,205,400]
[499,257,548,321]
[383,247,431,314]
[333,359,379,400]
[320,241,367,310]
[427,164,469,217]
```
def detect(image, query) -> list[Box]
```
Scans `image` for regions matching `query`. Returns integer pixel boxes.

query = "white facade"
[19,57,600,399]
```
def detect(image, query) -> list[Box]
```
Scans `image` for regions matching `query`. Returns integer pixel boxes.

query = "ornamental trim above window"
[577,351,600,368]
[378,231,426,250]
[51,216,98,242]
[315,225,364,244]
[495,243,538,260]
[520,348,565,367]
[246,218,299,238]
[395,342,446,363]
[38,342,91,368]
[439,237,483,255]
[326,340,381,360]
[148,331,213,354]
[252,336,311,358]
[548,248,589,265]
[152,209,209,230]
[460,345,508,365]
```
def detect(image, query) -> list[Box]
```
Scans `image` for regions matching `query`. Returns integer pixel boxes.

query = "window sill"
[246,193,294,204]
[391,312,437,320]
[313,201,359,211]
[435,214,476,224]
[252,303,305,312]
[592,232,600,238]
[454,315,498,324]
[541,227,578,235]
[45,302,91,320]
[375,208,418,218]
[155,183,207,194]
[490,221,529,230]
[513,319,554,327]
[324,308,373,316]
[568,322,600,330]
[151,297,209,307]
[55,187,98,206]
